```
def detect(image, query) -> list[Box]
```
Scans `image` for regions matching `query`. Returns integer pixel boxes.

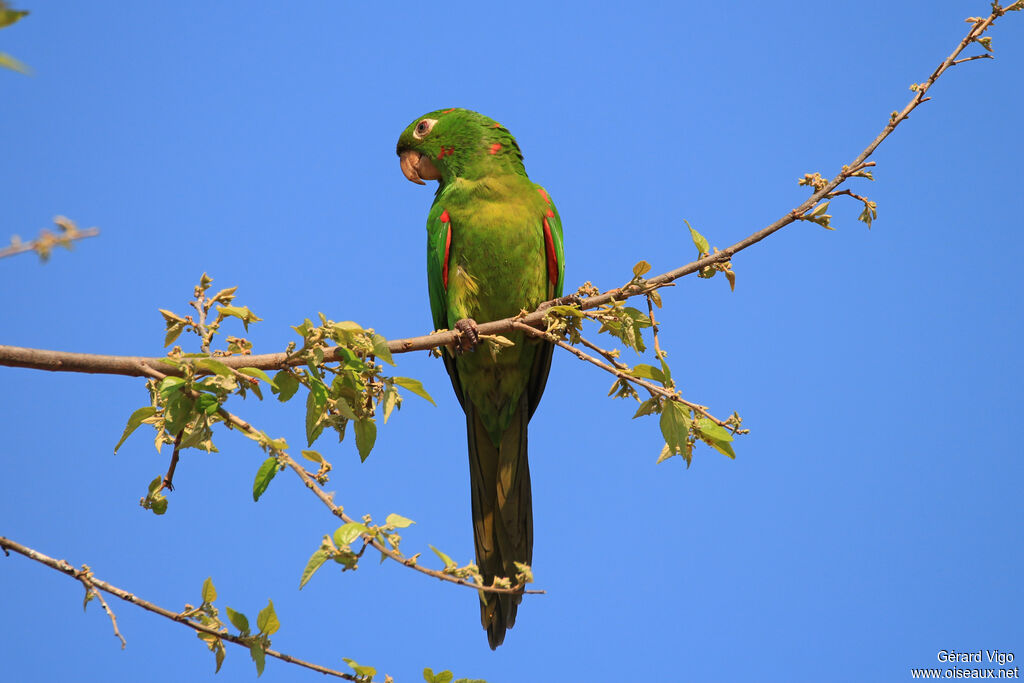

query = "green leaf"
[687,221,710,255]
[424,669,436,683]
[333,395,358,421]
[429,544,456,570]
[250,642,266,677]
[163,321,186,348]
[238,367,273,386]
[694,418,734,443]
[393,376,436,406]
[225,606,250,634]
[256,599,280,635]
[354,418,376,462]
[372,333,395,366]
[150,497,168,515]
[632,260,652,278]
[201,577,217,604]
[252,457,278,502]
[658,354,673,383]
[158,376,186,398]
[217,305,262,331]
[695,418,737,459]
[196,392,220,415]
[631,363,665,383]
[299,549,330,589]
[0,9,29,29]
[385,513,415,529]
[114,406,156,453]
[656,443,675,464]
[0,52,30,74]
[213,638,225,673]
[333,522,368,547]
[382,386,399,424]
[431,671,455,683]
[343,658,377,678]
[196,358,233,377]
[301,449,323,463]
[162,392,195,435]
[632,398,659,419]
[305,385,327,446]
[271,370,300,402]
[659,400,691,455]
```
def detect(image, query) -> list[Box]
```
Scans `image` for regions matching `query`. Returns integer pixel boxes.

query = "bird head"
[396,108,524,186]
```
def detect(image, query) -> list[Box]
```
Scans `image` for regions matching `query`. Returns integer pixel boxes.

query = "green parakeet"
[396,108,564,648]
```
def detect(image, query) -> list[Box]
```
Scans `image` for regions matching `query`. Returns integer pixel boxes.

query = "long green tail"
[466,393,533,650]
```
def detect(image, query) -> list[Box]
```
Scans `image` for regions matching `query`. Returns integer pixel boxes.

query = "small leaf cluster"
[800,168,878,229]
[118,275,437,512]
[301,513,419,588]
[687,222,735,291]
[343,657,379,680]
[280,315,434,463]
[801,201,834,230]
[623,349,741,466]
[5,216,93,261]
[591,298,653,354]
[424,668,488,683]
[182,577,280,677]
[160,273,260,352]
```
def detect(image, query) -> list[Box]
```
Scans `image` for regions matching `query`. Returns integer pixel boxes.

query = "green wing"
[525,183,565,419]
[425,200,465,408]
[536,182,566,297]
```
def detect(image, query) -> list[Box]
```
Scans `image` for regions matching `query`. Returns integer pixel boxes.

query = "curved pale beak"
[399,150,441,185]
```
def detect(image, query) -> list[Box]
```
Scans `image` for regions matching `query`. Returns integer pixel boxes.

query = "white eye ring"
[413,118,437,140]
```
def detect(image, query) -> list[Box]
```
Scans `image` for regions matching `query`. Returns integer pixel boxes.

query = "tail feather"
[466,393,532,649]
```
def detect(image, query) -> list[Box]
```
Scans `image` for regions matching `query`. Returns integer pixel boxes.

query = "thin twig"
[825,188,872,204]
[0,221,100,261]
[281,452,542,596]
[514,322,738,430]
[951,54,994,66]
[160,431,184,493]
[646,295,665,365]
[579,337,629,370]
[78,566,127,649]
[0,535,359,681]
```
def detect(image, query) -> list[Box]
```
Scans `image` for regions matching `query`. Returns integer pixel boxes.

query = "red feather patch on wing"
[542,217,558,287]
[440,210,452,289]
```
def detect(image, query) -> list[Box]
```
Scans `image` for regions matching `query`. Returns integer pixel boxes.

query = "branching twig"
[0,217,99,261]
[514,322,739,431]
[78,566,127,649]
[132,363,539,597]
[0,535,359,681]
[282,452,542,596]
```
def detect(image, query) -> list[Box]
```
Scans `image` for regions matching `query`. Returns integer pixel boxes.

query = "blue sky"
[1,2,1022,682]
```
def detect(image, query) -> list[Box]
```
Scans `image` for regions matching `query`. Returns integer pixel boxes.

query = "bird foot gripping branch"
[453,318,480,353]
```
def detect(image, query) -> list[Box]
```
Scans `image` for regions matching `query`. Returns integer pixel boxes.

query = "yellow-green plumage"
[397,109,564,648]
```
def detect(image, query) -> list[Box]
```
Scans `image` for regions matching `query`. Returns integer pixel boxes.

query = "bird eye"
[413,118,437,139]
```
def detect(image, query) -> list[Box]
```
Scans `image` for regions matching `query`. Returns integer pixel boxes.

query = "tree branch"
[0,4,1007,378]
[0,535,359,681]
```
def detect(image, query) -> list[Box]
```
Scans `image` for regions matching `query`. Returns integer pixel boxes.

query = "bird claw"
[454,318,479,353]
